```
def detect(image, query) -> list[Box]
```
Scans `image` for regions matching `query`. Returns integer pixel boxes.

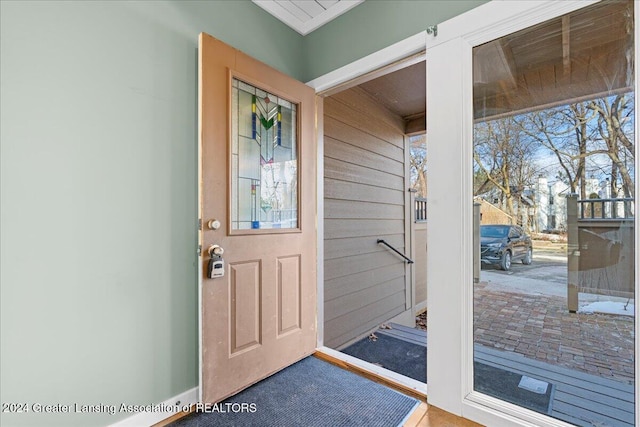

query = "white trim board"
[315,95,325,348]
[309,33,426,348]
[306,32,426,92]
[197,34,205,404]
[109,387,198,427]
[317,346,427,396]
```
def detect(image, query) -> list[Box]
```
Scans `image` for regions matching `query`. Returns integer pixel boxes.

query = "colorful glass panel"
[231,78,298,230]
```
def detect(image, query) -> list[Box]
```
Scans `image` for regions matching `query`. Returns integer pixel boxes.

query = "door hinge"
[197,244,202,255]
[198,218,202,230]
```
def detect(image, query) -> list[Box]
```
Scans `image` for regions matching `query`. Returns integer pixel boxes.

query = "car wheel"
[522,248,532,265]
[500,251,512,271]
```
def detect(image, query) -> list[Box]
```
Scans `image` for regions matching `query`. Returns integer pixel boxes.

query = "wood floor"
[404,403,483,427]
[157,400,481,427]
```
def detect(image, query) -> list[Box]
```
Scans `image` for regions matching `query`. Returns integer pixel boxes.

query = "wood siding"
[414,222,427,307]
[324,87,408,349]
[477,198,514,225]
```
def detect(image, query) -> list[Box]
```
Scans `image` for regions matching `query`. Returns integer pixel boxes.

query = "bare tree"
[587,94,635,197]
[474,116,540,223]
[474,92,634,236]
[409,134,427,198]
[473,168,492,196]
[518,103,602,199]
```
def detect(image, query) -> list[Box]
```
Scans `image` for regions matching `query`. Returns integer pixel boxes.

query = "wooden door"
[198,33,317,403]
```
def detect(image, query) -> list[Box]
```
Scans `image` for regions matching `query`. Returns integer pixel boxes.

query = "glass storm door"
[426,1,637,425]
[198,33,317,404]
[472,1,635,425]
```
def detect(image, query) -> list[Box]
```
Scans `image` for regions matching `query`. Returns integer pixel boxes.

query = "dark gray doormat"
[474,361,555,415]
[341,334,426,383]
[170,356,419,427]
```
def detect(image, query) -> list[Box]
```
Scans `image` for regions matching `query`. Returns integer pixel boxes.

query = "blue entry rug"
[170,356,419,427]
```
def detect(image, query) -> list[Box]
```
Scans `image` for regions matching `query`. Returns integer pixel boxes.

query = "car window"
[508,227,520,238]
[480,226,508,238]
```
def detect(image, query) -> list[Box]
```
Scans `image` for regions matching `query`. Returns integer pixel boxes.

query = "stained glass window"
[231,78,298,230]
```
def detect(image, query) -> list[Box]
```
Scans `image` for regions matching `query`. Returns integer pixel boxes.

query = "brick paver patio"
[473,282,635,385]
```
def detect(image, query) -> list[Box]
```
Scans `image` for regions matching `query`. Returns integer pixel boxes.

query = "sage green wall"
[0,1,301,426]
[1,1,490,426]
[303,0,488,81]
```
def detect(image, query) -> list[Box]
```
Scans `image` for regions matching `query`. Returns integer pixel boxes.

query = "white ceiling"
[252,0,365,35]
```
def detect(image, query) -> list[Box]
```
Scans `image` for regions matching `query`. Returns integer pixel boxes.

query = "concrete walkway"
[473,282,635,385]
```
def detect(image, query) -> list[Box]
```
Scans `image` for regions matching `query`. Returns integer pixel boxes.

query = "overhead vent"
[252,0,365,35]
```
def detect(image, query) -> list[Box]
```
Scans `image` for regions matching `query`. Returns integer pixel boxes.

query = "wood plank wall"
[414,222,427,309]
[323,87,408,349]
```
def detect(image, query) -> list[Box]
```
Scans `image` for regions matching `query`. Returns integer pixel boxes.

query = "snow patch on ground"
[579,301,635,317]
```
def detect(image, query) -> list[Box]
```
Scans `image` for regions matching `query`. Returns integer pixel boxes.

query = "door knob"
[208,245,224,257]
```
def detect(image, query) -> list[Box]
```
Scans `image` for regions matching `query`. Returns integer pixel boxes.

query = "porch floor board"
[377,323,427,346]
[377,323,635,427]
[475,345,635,427]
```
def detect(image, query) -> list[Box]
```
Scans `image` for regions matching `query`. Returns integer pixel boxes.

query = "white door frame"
[307,31,427,396]
[309,1,639,426]
[307,31,427,349]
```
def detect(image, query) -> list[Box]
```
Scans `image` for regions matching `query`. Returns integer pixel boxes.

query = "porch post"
[566,194,579,312]
[473,202,480,283]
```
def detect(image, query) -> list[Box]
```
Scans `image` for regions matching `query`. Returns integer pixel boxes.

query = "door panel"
[199,33,317,404]
[277,255,302,335]
[229,261,261,355]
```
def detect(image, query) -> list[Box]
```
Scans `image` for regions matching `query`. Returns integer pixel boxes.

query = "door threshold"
[314,346,427,402]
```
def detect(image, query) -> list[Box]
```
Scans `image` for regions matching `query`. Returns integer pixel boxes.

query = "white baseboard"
[109,387,198,427]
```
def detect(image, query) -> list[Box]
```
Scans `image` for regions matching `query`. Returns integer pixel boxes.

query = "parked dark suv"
[480,225,532,271]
